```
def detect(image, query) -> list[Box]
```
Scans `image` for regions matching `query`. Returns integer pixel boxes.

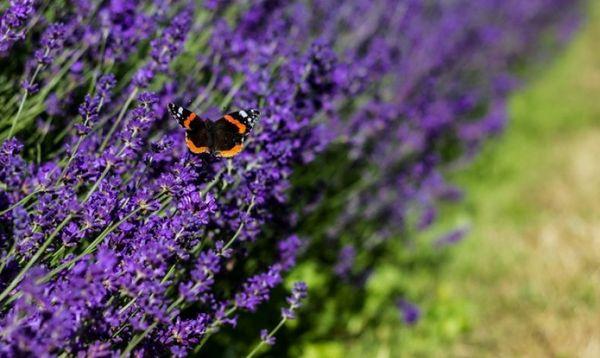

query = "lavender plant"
[0,0,580,356]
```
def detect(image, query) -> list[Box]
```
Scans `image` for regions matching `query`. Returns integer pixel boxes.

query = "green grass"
[302,3,600,357]
[443,3,600,355]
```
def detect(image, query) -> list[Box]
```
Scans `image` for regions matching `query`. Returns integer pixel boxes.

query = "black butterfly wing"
[212,116,244,158]
[185,119,212,154]
[168,103,212,154]
[168,103,199,130]
[225,109,260,134]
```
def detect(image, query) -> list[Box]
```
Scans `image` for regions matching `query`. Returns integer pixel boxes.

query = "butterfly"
[168,103,260,158]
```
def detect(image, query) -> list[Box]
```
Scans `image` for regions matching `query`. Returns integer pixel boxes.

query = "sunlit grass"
[445,2,600,356]
[313,2,600,357]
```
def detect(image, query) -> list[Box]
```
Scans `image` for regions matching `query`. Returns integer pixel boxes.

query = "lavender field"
[0,0,589,356]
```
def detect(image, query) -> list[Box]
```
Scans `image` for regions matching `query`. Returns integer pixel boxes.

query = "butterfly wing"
[212,116,245,158]
[225,109,260,135]
[169,103,211,154]
[168,103,199,130]
[185,120,212,154]
[212,110,261,157]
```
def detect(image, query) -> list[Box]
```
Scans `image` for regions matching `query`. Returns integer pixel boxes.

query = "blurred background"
[0,0,596,356]
[298,3,599,357]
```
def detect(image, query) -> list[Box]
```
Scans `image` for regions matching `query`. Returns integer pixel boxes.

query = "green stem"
[121,321,158,358]
[120,285,191,357]
[55,136,85,185]
[37,207,143,284]
[88,29,109,94]
[219,78,244,110]
[191,55,221,109]
[82,164,112,203]
[2,48,87,139]
[0,214,72,305]
[118,195,253,354]
[200,167,227,196]
[39,48,88,98]
[195,306,237,353]
[0,245,15,274]
[8,91,29,138]
[99,87,138,151]
[55,96,105,186]
[246,317,287,358]
[220,159,234,191]
[0,190,42,216]
[112,261,177,338]
[8,61,44,137]
[222,195,255,253]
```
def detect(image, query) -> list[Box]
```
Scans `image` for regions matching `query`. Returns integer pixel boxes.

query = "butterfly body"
[169,103,260,157]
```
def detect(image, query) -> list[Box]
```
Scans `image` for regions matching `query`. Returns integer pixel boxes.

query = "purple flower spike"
[0,0,35,57]
[260,329,275,346]
[334,245,356,278]
[235,266,283,312]
[435,227,469,247]
[281,281,308,320]
[34,22,68,65]
[397,299,421,326]
[0,0,581,355]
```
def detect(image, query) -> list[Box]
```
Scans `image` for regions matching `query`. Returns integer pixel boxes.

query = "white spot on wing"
[239,110,248,118]
[178,107,183,114]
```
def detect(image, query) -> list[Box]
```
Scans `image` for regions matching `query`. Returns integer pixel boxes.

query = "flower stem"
[191,54,220,109]
[219,77,244,110]
[120,321,158,358]
[200,167,227,196]
[99,87,138,151]
[88,29,109,94]
[8,61,43,137]
[83,163,112,203]
[0,244,15,274]
[195,306,237,353]
[8,92,29,138]
[37,207,143,284]
[246,317,287,358]
[0,190,42,216]
[55,136,84,184]
[0,214,72,305]
[55,93,106,185]
[119,195,251,354]
[222,195,255,252]
[120,283,194,357]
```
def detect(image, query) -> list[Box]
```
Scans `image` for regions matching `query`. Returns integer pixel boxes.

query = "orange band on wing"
[185,137,209,154]
[217,143,243,158]
[183,112,197,129]
[223,114,246,134]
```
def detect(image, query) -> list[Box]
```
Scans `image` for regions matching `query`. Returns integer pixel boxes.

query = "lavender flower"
[133,7,193,88]
[281,282,308,320]
[0,0,580,356]
[260,329,275,346]
[435,227,469,247]
[248,282,308,357]
[34,22,67,65]
[0,0,34,57]
[334,245,356,278]
[397,299,421,326]
[235,266,283,312]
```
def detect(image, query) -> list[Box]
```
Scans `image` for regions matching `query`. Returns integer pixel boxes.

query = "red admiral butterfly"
[168,103,260,158]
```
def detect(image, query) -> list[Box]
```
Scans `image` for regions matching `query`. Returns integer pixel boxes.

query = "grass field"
[304,3,600,357]
[446,4,600,356]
